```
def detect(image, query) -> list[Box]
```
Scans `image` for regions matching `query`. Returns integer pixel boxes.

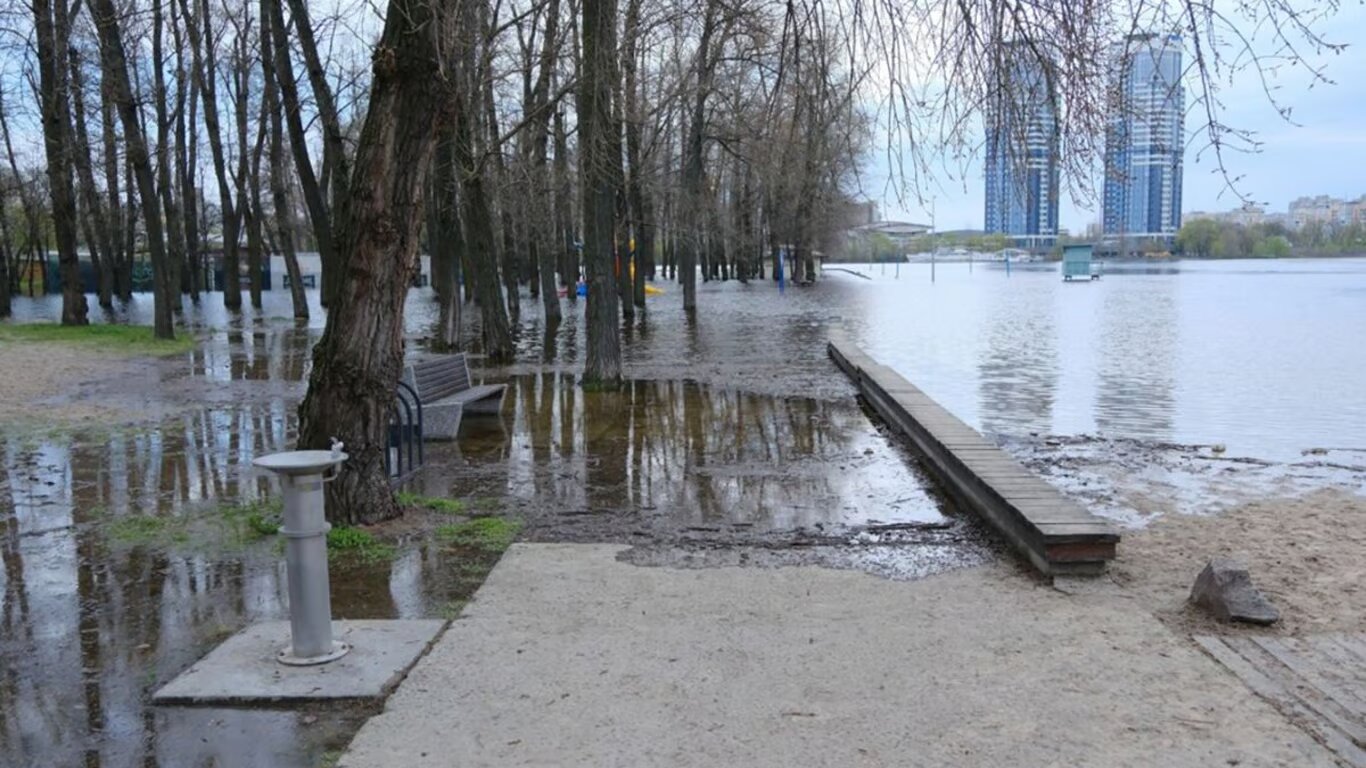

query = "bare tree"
[296,0,454,524]
[580,0,621,386]
[88,0,175,338]
[32,0,88,324]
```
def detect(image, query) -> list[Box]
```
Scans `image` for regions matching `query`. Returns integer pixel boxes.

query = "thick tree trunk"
[580,0,622,387]
[33,0,88,325]
[261,0,307,320]
[296,0,451,525]
[89,0,174,338]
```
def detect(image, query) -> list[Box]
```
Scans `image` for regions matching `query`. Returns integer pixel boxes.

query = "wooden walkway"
[828,336,1118,575]
[1197,633,1366,766]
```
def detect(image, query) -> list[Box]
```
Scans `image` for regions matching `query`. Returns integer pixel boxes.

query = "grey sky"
[869,2,1366,232]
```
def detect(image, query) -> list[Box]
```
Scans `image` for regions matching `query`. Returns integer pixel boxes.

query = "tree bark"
[580,0,622,387]
[296,0,452,525]
[33,0,88,325]
[89,0,174,338]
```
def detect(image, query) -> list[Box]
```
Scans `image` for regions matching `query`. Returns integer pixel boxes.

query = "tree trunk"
[33,0,88,325]
[67,47,115,310]
[552,102,576,295]
[296,0,451,525]
[96,63,127,302]
[176,8,202,301]
[428,124,462,351]
[580,0,622,387]
[622,0,649,309]
[260,0,307,319]
[178,0,240,309]
[152,0,185,322]
[89,0,174,339]
[283,0,349,306]
[266,0,336,306]
[455,111,514,363]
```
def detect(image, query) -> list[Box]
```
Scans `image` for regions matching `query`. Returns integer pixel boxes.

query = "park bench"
[401,353,507,441]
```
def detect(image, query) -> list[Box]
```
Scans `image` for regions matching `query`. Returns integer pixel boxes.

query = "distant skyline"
[862,3,1366,233]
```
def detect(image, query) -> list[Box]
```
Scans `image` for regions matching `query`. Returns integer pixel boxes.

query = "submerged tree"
[296,0,453,525]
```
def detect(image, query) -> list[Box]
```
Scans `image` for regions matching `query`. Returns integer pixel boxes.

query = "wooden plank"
[1252,637,1366,725]
[828,337,1119,575]
[1194,636,1366,768]
[1227,636,1366,759]
[1298,637,1366,712]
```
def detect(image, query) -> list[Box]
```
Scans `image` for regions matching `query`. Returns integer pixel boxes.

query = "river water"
[834,257,1366,462]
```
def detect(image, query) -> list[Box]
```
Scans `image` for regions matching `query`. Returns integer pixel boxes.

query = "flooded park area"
[3,256,1366,766]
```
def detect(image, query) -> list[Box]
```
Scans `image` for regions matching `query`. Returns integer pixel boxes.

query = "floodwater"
[4,256,1365,765]
[838,257,1366,462]
[1,291,990,767]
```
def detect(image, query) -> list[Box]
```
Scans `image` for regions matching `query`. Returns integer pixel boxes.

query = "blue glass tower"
[1103,34,1184,241]
[983,45,1060,248]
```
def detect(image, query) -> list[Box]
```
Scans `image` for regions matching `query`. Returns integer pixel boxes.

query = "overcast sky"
[865,2,1366,233]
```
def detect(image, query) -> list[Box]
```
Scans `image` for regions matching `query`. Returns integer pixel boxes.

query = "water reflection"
[409,374,945,535]
[1093,279,1177,439]
[0,403,390,767]
[978,281,1059,435]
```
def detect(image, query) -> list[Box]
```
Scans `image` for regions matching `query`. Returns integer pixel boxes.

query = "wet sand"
[340,543,1335,768]
[0,341,151,426]
[1115,488,1366,636]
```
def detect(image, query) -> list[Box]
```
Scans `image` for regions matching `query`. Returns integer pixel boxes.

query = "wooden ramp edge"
[829,335,1118,576]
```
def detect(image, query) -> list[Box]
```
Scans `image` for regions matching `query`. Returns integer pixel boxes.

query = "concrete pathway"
[340,544,1334,767]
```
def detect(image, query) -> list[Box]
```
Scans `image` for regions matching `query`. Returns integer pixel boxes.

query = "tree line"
[1,0,1342,522]
[1176,218,1366,259]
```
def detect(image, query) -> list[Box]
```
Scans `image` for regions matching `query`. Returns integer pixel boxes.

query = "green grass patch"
[435,517,522,552]
[327,525,396,563]
[107,514,189,545]
[396,491,466,515]
[0,322,194,355]
[219,498,283,538]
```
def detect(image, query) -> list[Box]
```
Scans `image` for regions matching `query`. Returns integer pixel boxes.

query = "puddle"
[0,334,978,767]
[402,375,981,543]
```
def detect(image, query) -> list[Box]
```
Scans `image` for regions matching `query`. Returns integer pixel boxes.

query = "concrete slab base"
[152,620,445,705]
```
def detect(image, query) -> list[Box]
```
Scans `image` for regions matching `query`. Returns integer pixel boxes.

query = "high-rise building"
[1102,33,1184,242]
[983,45,1060,247]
